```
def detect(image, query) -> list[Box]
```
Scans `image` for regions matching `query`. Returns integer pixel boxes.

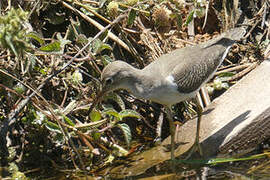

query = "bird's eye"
[105,78,113,85]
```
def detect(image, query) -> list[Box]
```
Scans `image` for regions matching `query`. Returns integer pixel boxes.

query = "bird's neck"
[122,67,153,99]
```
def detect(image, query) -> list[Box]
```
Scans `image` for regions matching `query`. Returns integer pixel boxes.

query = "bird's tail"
[223,27,246,41]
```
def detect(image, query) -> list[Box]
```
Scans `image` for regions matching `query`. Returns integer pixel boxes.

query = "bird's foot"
[185,141,203,160]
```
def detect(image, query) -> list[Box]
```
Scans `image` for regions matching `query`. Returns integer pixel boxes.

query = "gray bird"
[91,27,246,167]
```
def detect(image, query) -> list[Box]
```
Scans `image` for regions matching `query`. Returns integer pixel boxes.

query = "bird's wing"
[157,28,246,94]
[170,43,230,94]
[171,59,213,93]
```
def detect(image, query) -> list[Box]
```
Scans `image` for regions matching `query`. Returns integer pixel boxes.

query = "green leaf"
[39,68,47,75]
[57,33,71,49]
[44,121,61,134]
[13,83,26,94]
[93,132,101,140]
[63,115,75,126]
[91,39,102,54]
[90,110,102,122]
[105,93,125,110]
[119,109,141,120]
[173,13,182,29]
[39,41,61,52]
[184,10,195,26]
[101,55,113,66]
[63,100,78,115]
[217,72,235,77]
[26,32,45,45]
[91,39,112,54]
[102,108,120,119]
[5,34,18,56]
[71,69,83,85]
[117,123,132,146]
[127,9,136,26]
[98,43,112,54]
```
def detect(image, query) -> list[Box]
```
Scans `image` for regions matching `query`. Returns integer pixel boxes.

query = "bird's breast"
[144,75,197,106]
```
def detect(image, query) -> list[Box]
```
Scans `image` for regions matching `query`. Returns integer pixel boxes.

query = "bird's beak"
[88,89,106,113]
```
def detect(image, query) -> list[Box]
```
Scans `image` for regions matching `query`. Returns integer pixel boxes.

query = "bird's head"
[100,60,134,94]
[89,60,134,112]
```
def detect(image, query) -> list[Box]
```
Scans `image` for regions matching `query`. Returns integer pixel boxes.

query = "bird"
[90,27,246,167]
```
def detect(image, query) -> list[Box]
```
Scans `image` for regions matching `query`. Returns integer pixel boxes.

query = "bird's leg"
[194,100,203,155]
[164,106,176,171]
[185,100,203,159]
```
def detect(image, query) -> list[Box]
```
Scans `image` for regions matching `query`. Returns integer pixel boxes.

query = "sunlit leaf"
[93,132,101,140]
[13,83,25,94]
[27,32,45,45]
[63,115,75,127]
[97,43,112,54]
[39,41,61,52]
[90,110,102,122]
[127,9,136,26]
[117,123,132,146]
[184,10,194,26]
[104,154,115,165]
[39,68,47,75]
[119,109,141,120]
[102,108,120,119]
[213,78,222,90]
[33,111,45,125]
[217,72,235,77]
[27,54,37,71]
[45,121,61,134]
[71,69,83,85]
[195,8,205,18]
[221,82,229,89]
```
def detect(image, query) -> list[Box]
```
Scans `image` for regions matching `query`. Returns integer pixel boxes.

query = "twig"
[242,18,261,40]
[73,0,111,24]
[61,1,131,52]
[228,62,258,81]
[215,63,253,76]
[202,1,209,30]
